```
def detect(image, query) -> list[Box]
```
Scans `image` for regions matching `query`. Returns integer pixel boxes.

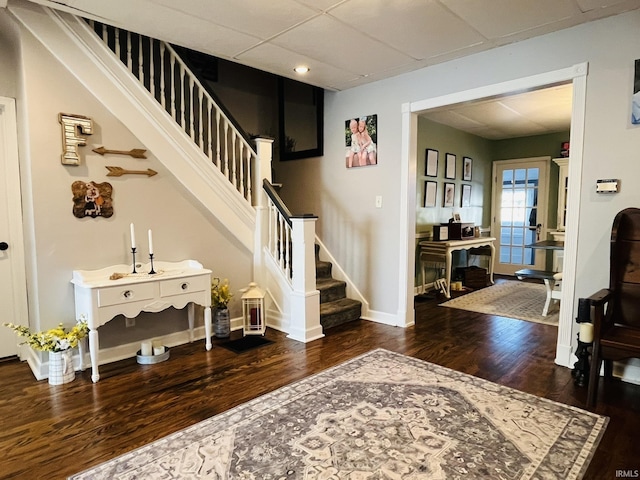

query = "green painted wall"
[415,121,570,289]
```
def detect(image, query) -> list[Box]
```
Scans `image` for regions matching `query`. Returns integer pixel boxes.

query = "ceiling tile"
[236,42,362,90]
[27,0,640,92]
[294,0,348,11]
[70,0,263,57]
[150,0,320,40]
[421,84,573,140]
[576,0,635,10]
[329,0,486,60]
[440,0,581,38]
[268,14,414,76]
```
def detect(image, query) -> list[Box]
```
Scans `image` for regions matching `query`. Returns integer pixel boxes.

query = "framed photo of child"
[345,114,378,168]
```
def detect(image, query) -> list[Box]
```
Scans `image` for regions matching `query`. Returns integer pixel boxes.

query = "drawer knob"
[181,283,188,290]
[123,290,132,298]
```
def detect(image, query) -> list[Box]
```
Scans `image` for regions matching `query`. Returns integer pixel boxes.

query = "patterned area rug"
[441,280,559,325]
[69,349,607,480]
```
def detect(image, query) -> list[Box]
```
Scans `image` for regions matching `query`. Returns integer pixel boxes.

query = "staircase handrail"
[263,180,293,227]
[263,180,318,225]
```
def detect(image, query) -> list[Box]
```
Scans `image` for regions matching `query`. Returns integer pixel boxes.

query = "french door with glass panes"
[491,157,550,276]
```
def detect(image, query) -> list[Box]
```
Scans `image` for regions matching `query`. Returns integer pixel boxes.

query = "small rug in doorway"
[441,280,559,326]
[69,349,607,480]
[219,335,273,353]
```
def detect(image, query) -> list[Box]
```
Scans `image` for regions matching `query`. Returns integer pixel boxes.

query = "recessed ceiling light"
[294,66,309,74]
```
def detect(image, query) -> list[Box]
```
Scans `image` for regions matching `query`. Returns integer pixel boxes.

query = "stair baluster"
[87,20,259,207]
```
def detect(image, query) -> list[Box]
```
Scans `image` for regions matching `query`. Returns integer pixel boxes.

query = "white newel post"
[253,137,273,288]
[288,216,324,343]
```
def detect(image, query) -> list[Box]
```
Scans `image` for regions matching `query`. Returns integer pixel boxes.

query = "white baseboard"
[23,320,247,381]
[362,310,405,327]
[613,360,640,386]
[414,283,437,296]
[265,308,287,333]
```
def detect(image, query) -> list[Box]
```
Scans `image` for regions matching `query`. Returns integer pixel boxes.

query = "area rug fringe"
[440,280,559,326]
[69,348,607,480]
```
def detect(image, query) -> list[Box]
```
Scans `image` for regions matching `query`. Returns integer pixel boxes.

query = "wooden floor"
[1,286,640,479]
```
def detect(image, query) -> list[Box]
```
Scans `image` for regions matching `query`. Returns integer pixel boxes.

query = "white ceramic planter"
[49,349,75,385]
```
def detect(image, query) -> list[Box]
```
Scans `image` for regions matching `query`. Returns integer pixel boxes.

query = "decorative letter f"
[59,113,93,166]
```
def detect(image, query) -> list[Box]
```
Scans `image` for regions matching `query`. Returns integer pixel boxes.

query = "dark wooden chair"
[587,207,640,407]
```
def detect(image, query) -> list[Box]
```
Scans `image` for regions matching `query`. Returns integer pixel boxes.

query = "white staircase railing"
[261,180,323,342]
[264,182,294,286]
[87,21,257,205]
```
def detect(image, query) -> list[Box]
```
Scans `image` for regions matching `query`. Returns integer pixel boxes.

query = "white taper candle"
[130,223,136,249]
[148,229,153,255]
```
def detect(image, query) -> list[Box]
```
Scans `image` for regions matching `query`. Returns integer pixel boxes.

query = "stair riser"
[319,284,346,303]
[321,304,362,330]
[316,263,332,279]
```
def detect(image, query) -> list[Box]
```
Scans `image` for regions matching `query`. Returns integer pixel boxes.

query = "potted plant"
[4,317,88,385]
[211,278,232,338]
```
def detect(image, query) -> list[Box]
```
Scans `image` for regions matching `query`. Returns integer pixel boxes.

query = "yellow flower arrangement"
[211,277,232,309]
[3,317,89,352]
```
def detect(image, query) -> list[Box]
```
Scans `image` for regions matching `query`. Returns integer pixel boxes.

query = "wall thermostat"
[596,179,619,194]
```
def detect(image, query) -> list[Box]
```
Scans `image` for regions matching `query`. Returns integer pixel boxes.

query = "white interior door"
[0,97,29,359]
[491,157,550,276]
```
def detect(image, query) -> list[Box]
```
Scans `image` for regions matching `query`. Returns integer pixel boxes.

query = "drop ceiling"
[420,83,574,140]
[19,0,640,92]
[15,0,633,140]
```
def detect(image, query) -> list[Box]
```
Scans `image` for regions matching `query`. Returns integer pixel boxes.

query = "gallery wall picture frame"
[425,148,438,177]
[443,182,455,207]
[445,153,456,179]
[345,114,378,168]
[424,181,437,207]
[461,184,472,207]
[463,157,473,181]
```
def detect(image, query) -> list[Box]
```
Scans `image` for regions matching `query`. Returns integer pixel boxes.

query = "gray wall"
[276,10,640,319]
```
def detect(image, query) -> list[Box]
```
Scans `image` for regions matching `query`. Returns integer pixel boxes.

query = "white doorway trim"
[400,63,588,368]
[0,96,29,359]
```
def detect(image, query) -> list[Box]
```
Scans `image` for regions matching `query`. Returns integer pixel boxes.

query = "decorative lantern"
[241,282,266,336]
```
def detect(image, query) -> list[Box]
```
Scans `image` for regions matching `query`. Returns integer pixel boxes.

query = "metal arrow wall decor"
[105,166,157,177]
[93,146,147,158]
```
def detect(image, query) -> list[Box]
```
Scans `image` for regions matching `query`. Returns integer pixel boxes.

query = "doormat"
[219,335,273,353]
[69,349,608,479]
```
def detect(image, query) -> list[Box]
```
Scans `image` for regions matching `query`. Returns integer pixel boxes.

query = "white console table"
[419,237,496,299]
[71,260,212,382]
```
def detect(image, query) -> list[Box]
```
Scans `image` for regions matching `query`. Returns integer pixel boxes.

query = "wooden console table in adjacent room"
[71,260,212,382]
[418,237,496,299]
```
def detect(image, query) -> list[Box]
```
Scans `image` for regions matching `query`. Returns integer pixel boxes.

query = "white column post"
[288,216,324,342]
[253,137,273,201]
[252,137,273,288]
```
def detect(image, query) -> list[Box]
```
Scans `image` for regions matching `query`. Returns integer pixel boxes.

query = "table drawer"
[160,275,209,298]
[97,282,156,307]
